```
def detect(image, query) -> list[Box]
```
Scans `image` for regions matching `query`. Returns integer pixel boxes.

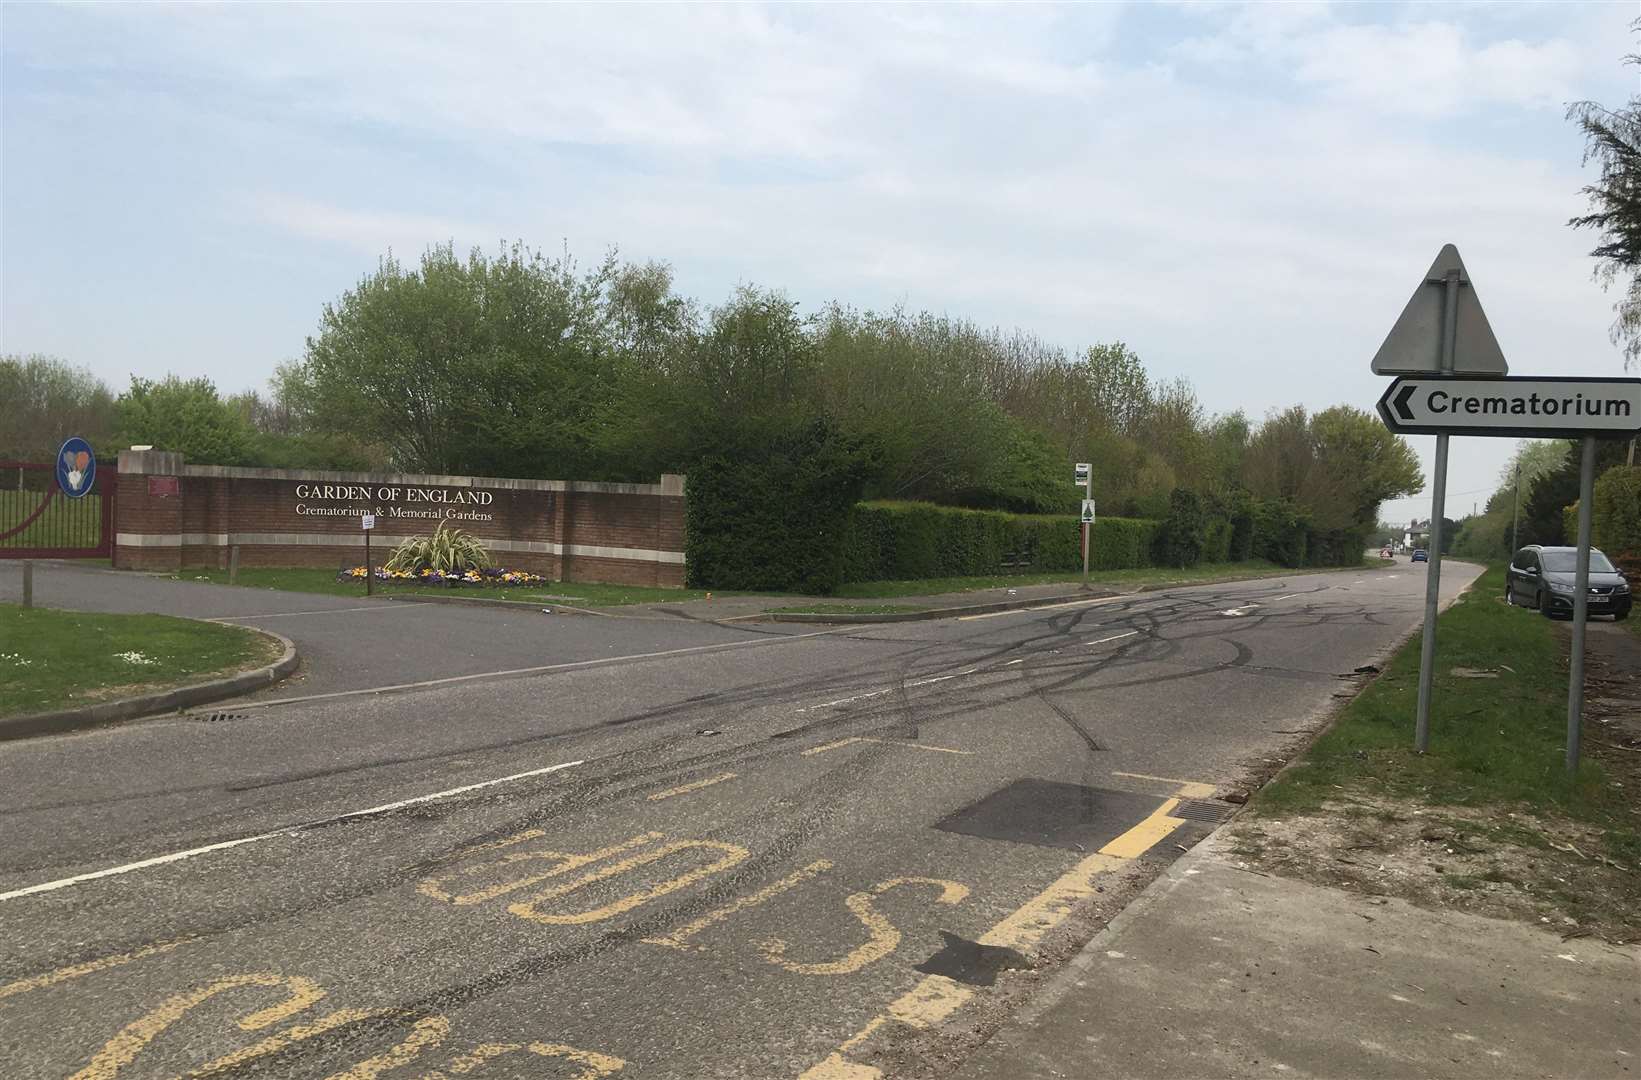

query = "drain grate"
[1174,799,1236,824]
[201,711,248,723]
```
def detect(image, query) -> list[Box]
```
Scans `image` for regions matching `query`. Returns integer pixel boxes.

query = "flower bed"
[337,566,547,587]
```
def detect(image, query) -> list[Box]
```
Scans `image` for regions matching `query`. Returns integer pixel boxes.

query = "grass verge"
[0,604,281,717]
[1232,564,1641,940]
[1255,564,1622,823]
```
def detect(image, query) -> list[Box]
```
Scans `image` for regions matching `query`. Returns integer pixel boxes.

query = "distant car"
[1411,549,1428,563]
[1506,545,1632,620]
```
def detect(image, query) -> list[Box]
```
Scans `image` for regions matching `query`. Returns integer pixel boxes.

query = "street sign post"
[1074,466,1094,581]
[362,513,376,596]
[1377,376,1641,439]
[1371,246,1636,775]
[1371,245,1508,756]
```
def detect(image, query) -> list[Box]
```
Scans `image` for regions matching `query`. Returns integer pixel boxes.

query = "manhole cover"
[935,780,1165,852]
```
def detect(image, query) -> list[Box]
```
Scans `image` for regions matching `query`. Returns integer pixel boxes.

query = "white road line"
[0,760,583,903]
[802,667,981,711]
[1084,631,1139,646]
[1219,604,1260,616]
[1268,593,1304,603]
[958,595,1125,621]
[181,626,858,715]
[207,606,421,621]
[1004,658,1026,666]
[803,687,894,711]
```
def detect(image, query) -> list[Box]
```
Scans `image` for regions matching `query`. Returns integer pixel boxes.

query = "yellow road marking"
[798,1056,882,1080]
[802,737,971,757]
[648,772,738,801]
[1112,771,1218,799]
[978,853,1126,954]
[508,839,749,925]
[761,878,967,976]
[419,833,661,907]
[837,1017,885,1052]
[1099,798,1187,859]
[803,738,866,756]
[68,973,326,1080]
[192,1008,390,1076]
[799,795,1188,1076]
[0,938,187,1002]
[644,860,834,951]
[325,1014,450,1079]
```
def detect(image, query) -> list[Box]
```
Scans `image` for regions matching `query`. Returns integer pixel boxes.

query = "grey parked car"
[1505,545,1632,620]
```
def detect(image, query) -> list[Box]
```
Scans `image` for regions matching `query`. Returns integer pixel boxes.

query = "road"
[0,561,1479,1080]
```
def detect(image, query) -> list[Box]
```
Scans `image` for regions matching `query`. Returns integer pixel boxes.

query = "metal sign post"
[1080,498,1096,582]
[1075,464,1092,583]
[1567,437,1597,777]
[1411,267,1464,753]
[1373,246,1641,766]
[362,513,376,596]
[1371,245,1507,754]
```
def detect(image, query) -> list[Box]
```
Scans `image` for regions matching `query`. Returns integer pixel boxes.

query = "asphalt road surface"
[0,562,1480,1080]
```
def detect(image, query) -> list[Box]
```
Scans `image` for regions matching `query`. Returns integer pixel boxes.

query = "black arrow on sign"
[1392,383,1417,421]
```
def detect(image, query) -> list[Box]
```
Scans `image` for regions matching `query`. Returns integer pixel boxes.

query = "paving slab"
[952,834,1640,1079]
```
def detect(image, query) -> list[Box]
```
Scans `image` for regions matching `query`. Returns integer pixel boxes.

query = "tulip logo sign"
[56,437,96,499]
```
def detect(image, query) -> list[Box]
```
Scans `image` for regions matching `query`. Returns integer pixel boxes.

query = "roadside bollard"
[229,545,241,586]
[22,559,33,609]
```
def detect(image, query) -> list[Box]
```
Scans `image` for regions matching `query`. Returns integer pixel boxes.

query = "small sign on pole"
[1074,463,1091,486]
[1081,499,1095,524]
[362,514,375,596]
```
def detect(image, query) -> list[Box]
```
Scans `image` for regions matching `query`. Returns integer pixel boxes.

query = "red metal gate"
[0,462,117,559]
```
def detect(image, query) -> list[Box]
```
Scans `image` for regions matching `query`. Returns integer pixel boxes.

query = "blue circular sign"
[57,437,97,499]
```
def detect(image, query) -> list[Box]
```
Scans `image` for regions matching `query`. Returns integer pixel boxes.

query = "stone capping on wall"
[117,449,682,497]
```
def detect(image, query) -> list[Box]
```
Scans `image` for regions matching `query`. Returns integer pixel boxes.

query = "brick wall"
[113,451,686,586]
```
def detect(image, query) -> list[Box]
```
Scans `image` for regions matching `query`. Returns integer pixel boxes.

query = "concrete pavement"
[1,561,1483,1079]
[952,833,1639,1079]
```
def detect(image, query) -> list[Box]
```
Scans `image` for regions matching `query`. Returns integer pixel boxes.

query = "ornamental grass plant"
[384,522,494,575]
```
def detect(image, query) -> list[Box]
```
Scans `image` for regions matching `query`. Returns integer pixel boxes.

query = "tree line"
[2,242,1423,549]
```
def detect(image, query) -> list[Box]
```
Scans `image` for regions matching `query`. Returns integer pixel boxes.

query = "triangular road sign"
[1370,244,1508,376]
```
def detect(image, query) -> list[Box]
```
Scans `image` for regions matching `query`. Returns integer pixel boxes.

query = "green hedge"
[1252,499,1309,568]
[685,420,869,594]
[841,501,1160,582]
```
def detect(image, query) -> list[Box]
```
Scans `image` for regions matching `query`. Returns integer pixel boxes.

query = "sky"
[2,1,1635,524]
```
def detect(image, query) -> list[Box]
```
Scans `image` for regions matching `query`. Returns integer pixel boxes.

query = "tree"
[1242,405,1422,536]
[0,355,116,460]
[290,243,623,476]
[1567,44,1641,368]
[1520,439,1632,545]
[115,376,256,465]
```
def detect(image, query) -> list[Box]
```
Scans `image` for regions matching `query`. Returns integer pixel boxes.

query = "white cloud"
[248,195,497,259]
[2,0,1633,509]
